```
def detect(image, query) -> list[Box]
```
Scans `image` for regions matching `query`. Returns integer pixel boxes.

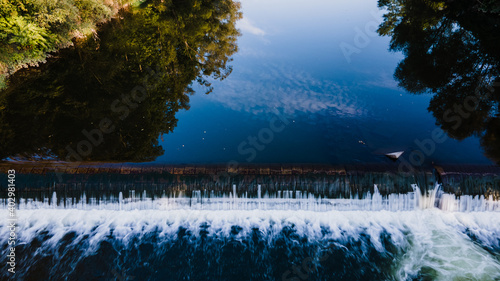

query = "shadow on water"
[0,0,241,162]
[377,0,500,163]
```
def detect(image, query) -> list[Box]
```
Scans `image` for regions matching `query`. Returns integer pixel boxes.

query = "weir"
[1,162,499,212]
[1,164,500,281]
[3,184,499,212]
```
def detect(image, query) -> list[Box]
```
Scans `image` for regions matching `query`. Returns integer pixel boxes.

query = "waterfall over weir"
[1,163,500,212]
[2,164,500,281]
[3,184,500,212]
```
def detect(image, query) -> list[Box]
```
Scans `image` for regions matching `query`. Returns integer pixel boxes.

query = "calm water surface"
[156,0,492,165]
[0,0,497,166]
[1,1,500,280]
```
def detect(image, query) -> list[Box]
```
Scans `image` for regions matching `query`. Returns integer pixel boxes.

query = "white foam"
[394,211,500,280]
[2,184,499,280]
[4,184,499,213]
[1,207,500,279]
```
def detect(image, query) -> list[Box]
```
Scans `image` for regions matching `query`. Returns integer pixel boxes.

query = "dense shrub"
[0,0,131,88]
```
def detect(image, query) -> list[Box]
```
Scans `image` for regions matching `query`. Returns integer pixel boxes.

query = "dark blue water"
[1,0,497,166]
[1,1,500,280]
[155,0,492,165]
[2,208,500,281]
[8,225,401,281]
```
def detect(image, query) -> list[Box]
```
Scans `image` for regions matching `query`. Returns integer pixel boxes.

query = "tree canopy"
[0,0,242,161]
[0,0,131,88]
[377,0,500,163]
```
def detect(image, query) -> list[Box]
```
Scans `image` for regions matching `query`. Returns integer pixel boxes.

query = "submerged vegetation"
[0,0,242,161]
[0,0,133,89]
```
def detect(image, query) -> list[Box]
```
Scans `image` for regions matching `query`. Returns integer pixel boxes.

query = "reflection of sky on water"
[156,0,493,165]
[205,64,364,117]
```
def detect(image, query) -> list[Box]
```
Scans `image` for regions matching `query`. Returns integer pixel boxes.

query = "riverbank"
[0,0,136,89]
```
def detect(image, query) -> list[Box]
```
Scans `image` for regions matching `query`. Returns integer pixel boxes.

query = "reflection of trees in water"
[0,0,241,161]
[377,0,500,163]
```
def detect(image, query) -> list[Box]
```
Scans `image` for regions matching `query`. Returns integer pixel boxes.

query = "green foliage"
[130,0,242,93]
[74,0,113,24]
[0,0,242,161]
[0,16,53,48]
[377,0,446,37]
[0,75,5,89]
[0,0,131,88]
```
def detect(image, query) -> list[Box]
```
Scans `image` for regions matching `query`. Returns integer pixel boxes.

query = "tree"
[377,0,500,163]
[0,0,127,88]
[0,0,242,161]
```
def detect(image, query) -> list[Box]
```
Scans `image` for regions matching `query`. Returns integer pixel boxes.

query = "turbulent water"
[2,185,500,281]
